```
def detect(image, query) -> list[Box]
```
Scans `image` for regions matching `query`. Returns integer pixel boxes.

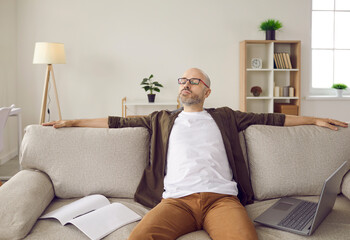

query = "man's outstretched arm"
[42,118,108,128]
[284,115,348,130]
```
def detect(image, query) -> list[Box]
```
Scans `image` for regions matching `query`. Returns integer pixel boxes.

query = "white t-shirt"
[163,110,239,199]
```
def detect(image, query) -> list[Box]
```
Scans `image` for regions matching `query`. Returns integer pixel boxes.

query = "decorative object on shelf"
[274,86,280,97]
[140,74,163,103]
[259,19,283,40]
[283,86,290,97]
[274,103,298,115]
[251,58,262,69]
[289,87,294,97]
[332,83,348,97]
[33,42,66,124]
[251,86,262,96]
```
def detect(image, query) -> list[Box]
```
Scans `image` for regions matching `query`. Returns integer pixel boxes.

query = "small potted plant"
[332,83,348,97]
[259,19,283,40]
[140,74,163,102]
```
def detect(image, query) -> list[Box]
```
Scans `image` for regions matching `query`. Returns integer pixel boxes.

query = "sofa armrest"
[0,169,54,240]
[342,170,350,200]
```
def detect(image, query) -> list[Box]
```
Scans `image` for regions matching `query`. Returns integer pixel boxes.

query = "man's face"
[178,69,211,106]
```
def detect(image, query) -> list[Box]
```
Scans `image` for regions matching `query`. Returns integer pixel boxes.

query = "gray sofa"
[0,124,349,240]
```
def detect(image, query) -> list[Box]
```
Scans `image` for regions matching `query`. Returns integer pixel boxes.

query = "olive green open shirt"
[108,107,285,208]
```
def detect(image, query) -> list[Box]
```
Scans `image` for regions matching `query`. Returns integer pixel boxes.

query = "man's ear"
[205,88,211,98]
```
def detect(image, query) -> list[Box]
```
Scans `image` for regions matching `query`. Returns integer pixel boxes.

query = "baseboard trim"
[0,149,18,165]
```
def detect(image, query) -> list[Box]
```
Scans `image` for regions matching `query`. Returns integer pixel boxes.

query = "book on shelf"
[274,53,278,68]
[279,53,285,68]
[283,53,288,68]
[284,53,292,69]
[39,194,142,240]
[273,54,279,69]
[274,52,292,69]
[275,53,281,68]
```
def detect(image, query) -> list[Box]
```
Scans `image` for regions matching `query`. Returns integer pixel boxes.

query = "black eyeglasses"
[178,78,209,88]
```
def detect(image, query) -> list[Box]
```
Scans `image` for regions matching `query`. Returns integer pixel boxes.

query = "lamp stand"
[39,64,62,124]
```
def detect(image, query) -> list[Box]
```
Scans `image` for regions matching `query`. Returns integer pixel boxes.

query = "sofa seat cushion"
[21,125,149,198]
[342,170,350,200]
[246,195,350,240]
[244,125,350,200]
[25,196,350,240]
[25,197,211,240]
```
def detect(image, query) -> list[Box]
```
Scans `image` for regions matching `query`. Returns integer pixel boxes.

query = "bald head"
[182,68,211,88]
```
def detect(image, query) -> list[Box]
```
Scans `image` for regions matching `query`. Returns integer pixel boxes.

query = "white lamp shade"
[33,42,66,64]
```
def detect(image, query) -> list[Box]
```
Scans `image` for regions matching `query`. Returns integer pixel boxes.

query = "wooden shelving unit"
[239,40,301,115]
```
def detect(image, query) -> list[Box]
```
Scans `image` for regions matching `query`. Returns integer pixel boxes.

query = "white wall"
[0,0,17,163]
[1,0,349,160]
[16,0,325,123]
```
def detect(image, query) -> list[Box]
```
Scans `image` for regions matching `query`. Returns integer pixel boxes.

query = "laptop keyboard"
[277,201,318,231]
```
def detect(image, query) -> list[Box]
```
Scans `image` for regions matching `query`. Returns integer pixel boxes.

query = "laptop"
[254,161,349,236]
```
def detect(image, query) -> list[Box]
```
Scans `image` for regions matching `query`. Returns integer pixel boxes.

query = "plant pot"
[147,94,156,102]
[335,89,343,97]
[266,30,275,40]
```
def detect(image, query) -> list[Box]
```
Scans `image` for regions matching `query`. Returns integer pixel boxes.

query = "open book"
[40,194,142,240]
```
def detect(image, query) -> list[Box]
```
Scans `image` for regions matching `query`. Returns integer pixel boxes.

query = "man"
[44,68,348,240]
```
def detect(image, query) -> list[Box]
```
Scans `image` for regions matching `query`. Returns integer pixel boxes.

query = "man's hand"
[42,120,75,129]
[314,118,348,131]
[284,115,348,130]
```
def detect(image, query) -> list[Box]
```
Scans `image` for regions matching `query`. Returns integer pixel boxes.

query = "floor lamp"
[33,42,66,124]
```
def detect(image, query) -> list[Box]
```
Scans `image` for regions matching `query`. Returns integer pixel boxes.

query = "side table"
[122,97,180,117]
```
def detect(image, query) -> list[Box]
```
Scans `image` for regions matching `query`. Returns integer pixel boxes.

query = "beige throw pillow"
[0,169,54,239]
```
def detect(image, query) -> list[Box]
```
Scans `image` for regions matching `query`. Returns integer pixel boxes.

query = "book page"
[40,194,110,225]
[68,203,142,240]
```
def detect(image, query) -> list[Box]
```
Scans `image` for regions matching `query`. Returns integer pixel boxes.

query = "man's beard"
[178,89,202,106]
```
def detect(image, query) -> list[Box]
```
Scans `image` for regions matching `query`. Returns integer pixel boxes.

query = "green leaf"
[332,83,348,89]
[140,79,148,85]
[154,88,160,92]
[259,19,283,31]
[149,74,154,79]
[143,86,150,92]
[153,82,163,87]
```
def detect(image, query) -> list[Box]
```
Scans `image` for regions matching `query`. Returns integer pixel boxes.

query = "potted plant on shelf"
[140,74,163,102]
[259,19,283,40]
[332,83,348,97]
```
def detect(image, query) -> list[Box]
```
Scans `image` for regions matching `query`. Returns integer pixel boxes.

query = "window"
[312,0,350,93]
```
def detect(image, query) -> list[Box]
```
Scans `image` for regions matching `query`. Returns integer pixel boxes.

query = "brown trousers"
[128,192,258,240]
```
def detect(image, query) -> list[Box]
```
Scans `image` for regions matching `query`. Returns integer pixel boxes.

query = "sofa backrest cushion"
[239,131,249,177]
[21,125,149,199]
[244,125,350,200]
